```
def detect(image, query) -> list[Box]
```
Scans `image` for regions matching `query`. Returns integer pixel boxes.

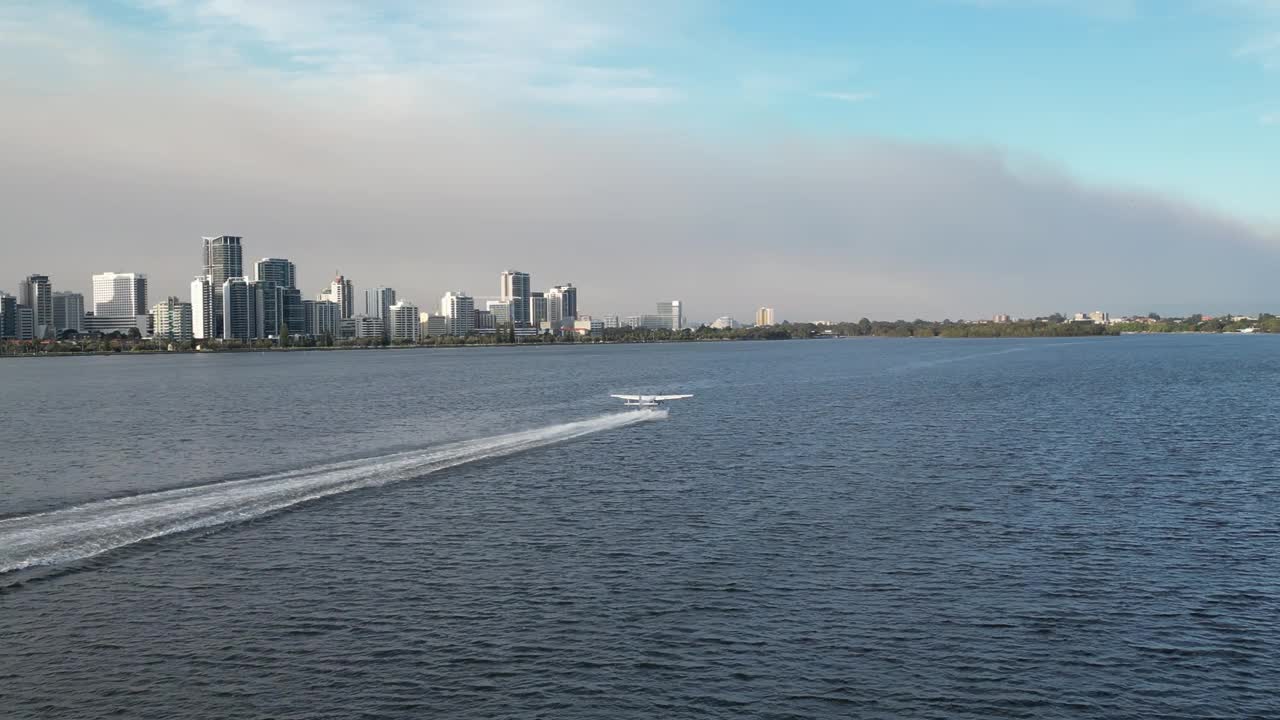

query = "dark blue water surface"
[1,337,1277,718]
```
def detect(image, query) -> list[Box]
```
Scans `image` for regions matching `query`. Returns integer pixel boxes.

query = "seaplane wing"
[612,393,693,407]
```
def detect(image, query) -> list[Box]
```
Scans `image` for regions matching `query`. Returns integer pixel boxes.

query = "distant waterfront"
[4,313,1277,357]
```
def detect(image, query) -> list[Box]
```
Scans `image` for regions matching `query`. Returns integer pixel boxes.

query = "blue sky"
[3,1,1279,318]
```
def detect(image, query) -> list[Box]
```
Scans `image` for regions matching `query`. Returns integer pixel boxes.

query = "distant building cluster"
[1074,310,1110,324]
[2,236,699,345]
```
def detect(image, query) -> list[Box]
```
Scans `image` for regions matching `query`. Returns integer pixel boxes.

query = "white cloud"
[3,0,683,105]
[945,0,1139,21]
[1236,31,1280,68]
[816,91,876,103]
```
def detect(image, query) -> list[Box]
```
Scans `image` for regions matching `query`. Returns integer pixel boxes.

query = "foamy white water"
[0,411,663,573]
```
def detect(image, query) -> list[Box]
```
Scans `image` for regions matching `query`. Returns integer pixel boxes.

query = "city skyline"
[16,244,1280,329]
[4,2,1280,319]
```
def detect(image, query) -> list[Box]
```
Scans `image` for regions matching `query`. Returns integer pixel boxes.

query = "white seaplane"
[611,393,694,408]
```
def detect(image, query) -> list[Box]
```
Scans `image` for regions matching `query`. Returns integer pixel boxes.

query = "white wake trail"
[0,411,663,574]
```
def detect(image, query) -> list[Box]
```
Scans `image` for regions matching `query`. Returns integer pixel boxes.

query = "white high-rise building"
[329,275,354,319]
[442,291,475,336]
[755,307,775,326]
[546,284,577,325]
[486,299,512,326]
[529,292,547,326]
[657,300,684,331]
[190,276,215,340]
[52,292,84,333]
[387,300,419,342]
[152,297,193,343]
[499,270,531,326]
[93,272,148,318]
[365,287,397,338]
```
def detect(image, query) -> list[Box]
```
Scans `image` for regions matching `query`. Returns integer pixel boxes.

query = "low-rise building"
[420,313,448,338]
[573,318,605,337]
[709,316,739,329]
[84,313,150,337]
[152,297,193,343]
[338,314,383,340]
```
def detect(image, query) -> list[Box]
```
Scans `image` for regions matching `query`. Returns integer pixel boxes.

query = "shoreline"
[2,331,1269,360]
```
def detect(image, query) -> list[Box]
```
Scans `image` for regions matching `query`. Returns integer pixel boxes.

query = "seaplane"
[611,393,694,408]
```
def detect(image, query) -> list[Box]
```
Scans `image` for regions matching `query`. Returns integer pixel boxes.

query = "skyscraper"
[546,284,577,326]
[203,236,243,288]
[500,270,531,326]
[221,277,262,341]
[303,299,339,338]
[256,281,284,338]
[254,258,296,289]
[92,272,148,317]
[282,288,303,337]
[442,291,475,336]
[329,275,354,319]
[387,300,420,342]
[657,300,684,331]
[190,275,215,340]
[152,297,193,343]
[18,274,52,339]
[365,287,397,338]
[255,258,302,336]
[528,292,547,326]
[755,307,775,326]
[52,292,84,333]
[203,236,243,336]
[0,293,16,339]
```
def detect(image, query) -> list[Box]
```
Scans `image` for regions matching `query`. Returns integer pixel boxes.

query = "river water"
[1,337,1276,718]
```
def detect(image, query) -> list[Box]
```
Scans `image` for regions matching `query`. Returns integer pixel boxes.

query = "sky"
[2,0,1279,321]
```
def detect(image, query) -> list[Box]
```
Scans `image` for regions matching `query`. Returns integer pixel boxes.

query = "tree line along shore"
[2,314,1275,357]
